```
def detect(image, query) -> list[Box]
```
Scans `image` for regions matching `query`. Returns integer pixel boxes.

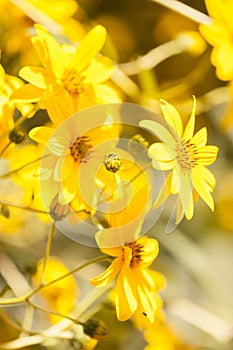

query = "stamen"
[176,138,199,174]
[125,241,143,268]
[70,135,92,162]
[61,67,86,95]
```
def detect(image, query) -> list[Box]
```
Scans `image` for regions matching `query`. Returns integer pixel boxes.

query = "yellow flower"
[140,97,218,223]
[144,322,191,350]
[199,0,233,81]
[11,24,121,124]
[35,111,120,216]
[91,235,165,323]
[33,257,78,323]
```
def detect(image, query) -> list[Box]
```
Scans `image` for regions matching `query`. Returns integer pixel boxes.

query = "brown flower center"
[125,241,143,268]
[176,138,199,174]
[70,135,93,162]
[61,67,86,95]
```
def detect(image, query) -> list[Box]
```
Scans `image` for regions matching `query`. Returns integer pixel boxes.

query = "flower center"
[70,136,93,162]
[125,241,143,268]
[61,67,86,95]
[176,138,199,174]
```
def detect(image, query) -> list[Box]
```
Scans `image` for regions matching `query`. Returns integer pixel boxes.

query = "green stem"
[0,201,48,215]
[0,255,109,306]
[39,223,55,285]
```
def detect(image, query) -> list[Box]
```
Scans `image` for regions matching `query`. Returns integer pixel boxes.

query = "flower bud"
[83,319,107,340]
[9,127,27,144]
[103,152,121,173]
[0,205,10,218]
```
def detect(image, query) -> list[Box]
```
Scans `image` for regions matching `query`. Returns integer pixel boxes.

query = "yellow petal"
[198,145,218,166]
[192,127,207,148]
[29,126,54,144]
[54,154,74,181]
[19,66,51,89]
[170,167,179,194]
[185,195,194,221]
[93,83,121,103]
[192,165,215,210]
[212,44,233,80]
[183,96,196,140]
[139,120,176,148]
[152,172,172,208]
[90,257,122,287]
[71,25,107,73]
[10,84,42,103]
[160,99,183,136]
[116,269,138,321]
[148,143,175,170]
[179,173,193,217]
[84,56,114,84]
[59,169,78,204]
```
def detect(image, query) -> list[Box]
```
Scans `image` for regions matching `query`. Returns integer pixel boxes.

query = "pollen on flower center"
[70,135,93,162]
[176,138,199,174]
[61,67,86,95]
[125,241,143,268]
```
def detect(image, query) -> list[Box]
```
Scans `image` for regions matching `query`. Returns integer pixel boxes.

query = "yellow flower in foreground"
[11,24,120,124]
[91,235,165,323]
[199,0,233,81]
[34,257,78,323]
[35,112,120,213]
[140,97,218,223]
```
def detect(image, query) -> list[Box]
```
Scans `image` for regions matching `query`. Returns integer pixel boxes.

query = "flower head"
[140,97,218,223]
[91,235,165,322]
[11,24,121,124]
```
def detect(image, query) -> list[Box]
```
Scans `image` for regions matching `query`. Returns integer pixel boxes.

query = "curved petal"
[90,257,122,287]
[192,165,215,211]
[10,84,43,103]
[183,96,196,140]
[160,99,183,136]
[93,83,121,103]
[179,173,193,216]
[71,25,107,73]
[54,154,74,181]
[59,169,79,204]
[139,120,176,148]
[148,142,176,162]
[198,145,218,166]
[29,126,54,144]
[152,172,172,208]
[170,167,179,194]
[192,127,207,148]
[116,269,138,321]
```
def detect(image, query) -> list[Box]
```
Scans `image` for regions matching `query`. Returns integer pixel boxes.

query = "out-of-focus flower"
[199,0,233,81]
[0,0,81,68]
[33,257,78,323]
[216,171,233,231]
[91,235,165,323]
[144,322,192,350]
[11,24,121,123]
[140,97,218,223]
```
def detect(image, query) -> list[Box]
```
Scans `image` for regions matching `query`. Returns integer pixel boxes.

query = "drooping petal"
[179,173,193,217]
[116,269,138,321]
[138,237,159,268]
[90,257,122,287]
[170,167,179,194]
[71,25,107,74]
[139,120,176,148]
[183,95,196,140]
[192,127,207,148]
[160,99,183,136]
[184,194,194,221]
[192,165,215,211]
[29,126,54,144]
[198,145,218,166]
[152,172,172,208]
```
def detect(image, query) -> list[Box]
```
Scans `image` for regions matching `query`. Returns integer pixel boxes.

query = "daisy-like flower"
[11,24,121,124]
[199,0,233,81]
[37,110,121,219]
[91,235,165,323]
[140,97,218,223]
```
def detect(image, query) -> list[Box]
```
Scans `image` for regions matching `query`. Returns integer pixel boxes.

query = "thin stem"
[0,201,48,215]
[0,154,50,179]
[150,0,212,24]
[39,223,55,285]
[27,300,83,326]
[0,255,109,306]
